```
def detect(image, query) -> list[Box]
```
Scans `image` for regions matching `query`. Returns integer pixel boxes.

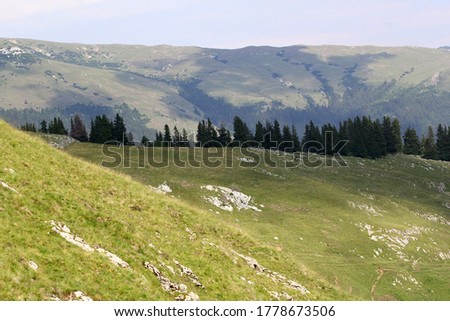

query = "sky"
[1,0,450,49]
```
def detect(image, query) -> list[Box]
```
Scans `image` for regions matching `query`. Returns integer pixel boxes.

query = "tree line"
[21,113,131,145]
[21,113,450,162]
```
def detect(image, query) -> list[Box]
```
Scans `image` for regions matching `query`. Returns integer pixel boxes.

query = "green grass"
[65,143,450,301]
[0,120,348,300]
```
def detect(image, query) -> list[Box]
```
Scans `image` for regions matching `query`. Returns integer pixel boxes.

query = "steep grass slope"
[66,144,450,300]
[0,120,346,300]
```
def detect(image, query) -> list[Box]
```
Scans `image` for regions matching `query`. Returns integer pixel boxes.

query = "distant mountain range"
[1,38,450,136]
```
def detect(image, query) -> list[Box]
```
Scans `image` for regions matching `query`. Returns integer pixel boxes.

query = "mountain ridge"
[1,38,449,136]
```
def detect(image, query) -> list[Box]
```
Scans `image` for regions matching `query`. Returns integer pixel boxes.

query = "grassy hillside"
[66,143,450,301]
[1,38,450,134]
[0,120,349,300]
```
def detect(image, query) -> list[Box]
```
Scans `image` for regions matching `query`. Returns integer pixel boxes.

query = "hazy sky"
[2,0,450,48]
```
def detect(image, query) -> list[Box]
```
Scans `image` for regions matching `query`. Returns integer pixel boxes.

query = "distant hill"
[1,38,450,136]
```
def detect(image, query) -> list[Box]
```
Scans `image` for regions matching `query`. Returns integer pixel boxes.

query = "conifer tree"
[173,126,181,147]
[403,127,421,155]
[369,119,387,158]
[272,119,282,148]
[40,120,48,133]
[48,117,67,135]
[21,123,37,132]
[291,125,301,151]
[141,135,150,146]
[181,128,189,147]
[163,124,172,146]
[89,115,113,143]
[196,120,207,146]
[392,118,402,153]
[70,114,88,142]
[233,116,252,145]
[254,121,264,145]
[436,124,450,161]
[351,116,368,157]
[112,113,127,144]
[217,124,231,146]
[422,126,439,160]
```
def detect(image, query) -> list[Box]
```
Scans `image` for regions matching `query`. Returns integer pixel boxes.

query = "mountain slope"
[1,38,450,134]
[0,120,346,300]
[66,144,450,300]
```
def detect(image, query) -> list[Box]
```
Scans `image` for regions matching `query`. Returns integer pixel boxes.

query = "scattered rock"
[49,220,130,268]
[238,157,256,164]
[144,262,180,292]
[348,201,383,216]
[0,180,18,193]
[174,259,204,288]
[269,291,293,301]
[3,168,15,174]
[70,290,93,301]
[185,227,197,241]
[28,260,38,270]
[229,249,309,295]
[185,292,200,301]
[413,211,450,226]
[149,182,173,194]
[201,185,262,212]
[253,168,286,179]
[143,262,200,300]
[42,134,78,149]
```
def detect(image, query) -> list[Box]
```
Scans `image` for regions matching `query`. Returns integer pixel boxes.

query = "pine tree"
[89,115,113,143]
[196,120,207,146]
[254,121,264,145]
[272,119,282,148]
[205,118,218,147]
[173,126,181,147]
[392,118,402,153]
[217,124,231,146]
[40,120,48,133]
[48,117,67,135]
[422,126,439,160]
[403,127,421,155]
[291,125,301,151]
[436,124,450,161]
[154,131,163,147]
[70,114,88,142]
[263,121,274,149]
[141,135,150,146]
[21,123,37,132]
[181,128,189,147]
[233,116,252,145]
[163,124,172,146]
[112,113,127,144]
[383,116,401,154]
[369,119,387,159]
[351,116,368,157]
[338,120,350,156]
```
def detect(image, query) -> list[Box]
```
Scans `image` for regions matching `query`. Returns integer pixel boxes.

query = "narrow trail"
[371,267,385,301]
